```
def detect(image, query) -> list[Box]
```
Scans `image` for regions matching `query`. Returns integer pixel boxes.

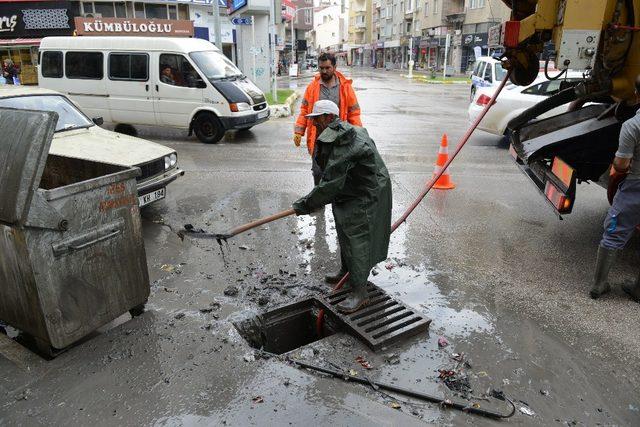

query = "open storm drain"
[233,299,339,355]
[234,284,432,354]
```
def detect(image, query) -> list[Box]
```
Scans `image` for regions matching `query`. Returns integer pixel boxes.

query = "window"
[522,82,545,96]
[95,2,115,17]
[168,4,178,20]
[42,51,63,78]
[424,2,429,16]
[134,2,145,18]
[469,0,486,9]
[146,4,168,19]
[433,0,438,14]
[0,95,92,132]
[305,9,312,25]
[115,2,126,18]
[160,54,203,88]
[178,4,188,20]
[65,52,103,80]
[109,53,148,81]
[482,63,492,83]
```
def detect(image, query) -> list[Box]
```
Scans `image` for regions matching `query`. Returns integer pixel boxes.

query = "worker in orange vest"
[293,52,362,184]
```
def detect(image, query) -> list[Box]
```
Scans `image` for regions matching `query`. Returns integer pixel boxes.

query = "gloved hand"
[293,134,302,147]
[608,167,628,204]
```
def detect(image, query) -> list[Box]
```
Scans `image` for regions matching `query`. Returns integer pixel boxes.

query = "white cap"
[305,99,339,118]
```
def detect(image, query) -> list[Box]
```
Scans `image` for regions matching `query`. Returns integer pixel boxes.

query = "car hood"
[50,126,174,167]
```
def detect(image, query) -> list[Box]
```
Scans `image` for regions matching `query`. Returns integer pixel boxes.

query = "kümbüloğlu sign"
[74,17,194,37]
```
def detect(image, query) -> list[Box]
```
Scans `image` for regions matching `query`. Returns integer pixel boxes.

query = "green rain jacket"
[292,119,392,286]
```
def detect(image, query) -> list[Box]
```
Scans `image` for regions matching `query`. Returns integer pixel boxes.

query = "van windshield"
[0,95,93,132]
[190,51,243,80]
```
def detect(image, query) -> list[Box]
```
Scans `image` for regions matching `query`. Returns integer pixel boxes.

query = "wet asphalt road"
[1,69,640,426]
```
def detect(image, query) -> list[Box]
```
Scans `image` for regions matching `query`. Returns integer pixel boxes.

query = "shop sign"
[74,17,194,37]
[281,0,295,21]
[463,32,488,46]
[0,1,73,39]
[373,41,384,49]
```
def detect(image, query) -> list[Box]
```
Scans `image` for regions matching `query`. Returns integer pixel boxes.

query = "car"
[468,71,586,140]
[0,86,184,207]
[469,56,559,101]
[469,56,509,101]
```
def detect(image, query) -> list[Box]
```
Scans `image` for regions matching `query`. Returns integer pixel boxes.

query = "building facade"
[346,0,371,66]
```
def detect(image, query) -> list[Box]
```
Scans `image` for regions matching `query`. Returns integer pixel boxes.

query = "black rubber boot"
[337,283,370,314]
[325,269,346,285]
[622,269,640,303]
[590,246,618,299]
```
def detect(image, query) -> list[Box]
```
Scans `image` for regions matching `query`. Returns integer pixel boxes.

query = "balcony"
[443,0,465,24]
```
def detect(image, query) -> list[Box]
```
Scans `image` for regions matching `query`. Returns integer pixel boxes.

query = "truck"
[491,0,640,216]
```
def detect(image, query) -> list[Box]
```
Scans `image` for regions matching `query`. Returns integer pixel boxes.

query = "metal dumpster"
[0,108,150,355]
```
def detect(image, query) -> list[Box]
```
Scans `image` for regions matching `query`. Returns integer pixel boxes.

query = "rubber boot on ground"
[325,270,346,285]
[337,282,370,314]
[622,269,640,303]
[589,246,618,299]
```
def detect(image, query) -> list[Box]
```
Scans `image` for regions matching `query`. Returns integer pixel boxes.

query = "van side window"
[42,51,63,78]
[66,52,103,80]
[109,53,149,81]
[159,54,202,88]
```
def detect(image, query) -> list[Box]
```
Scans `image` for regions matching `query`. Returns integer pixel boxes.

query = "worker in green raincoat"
[292,100,392,313]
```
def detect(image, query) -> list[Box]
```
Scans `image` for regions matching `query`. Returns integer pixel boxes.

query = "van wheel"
[194,113,225,144]
[114,124,137,137]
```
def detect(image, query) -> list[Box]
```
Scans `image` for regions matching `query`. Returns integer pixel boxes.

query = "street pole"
[408,36,414,78]
[291,15,295,66]
[443,33,450,80]
[251,15,257,82]
[212,0,222,51]
[269,0,277,100]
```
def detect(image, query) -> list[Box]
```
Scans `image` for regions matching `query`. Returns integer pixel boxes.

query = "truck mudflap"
[509,104,622,215]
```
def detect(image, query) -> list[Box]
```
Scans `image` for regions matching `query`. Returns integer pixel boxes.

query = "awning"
[0,38,42,47]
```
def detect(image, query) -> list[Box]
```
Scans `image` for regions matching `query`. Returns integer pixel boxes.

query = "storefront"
[383,39,400,69]
[461,32,488,73]
[0,1,75,85]
[372,40,384,68]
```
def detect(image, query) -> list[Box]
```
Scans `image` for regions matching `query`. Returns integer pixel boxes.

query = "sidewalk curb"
[269,91,300,118]
[403,75,470,85]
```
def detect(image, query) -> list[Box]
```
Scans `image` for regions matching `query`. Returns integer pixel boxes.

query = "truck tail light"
[476,94,492,106]
[545,157,576,214]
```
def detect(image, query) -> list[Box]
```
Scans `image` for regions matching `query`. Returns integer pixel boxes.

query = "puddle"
[233,299,340,355]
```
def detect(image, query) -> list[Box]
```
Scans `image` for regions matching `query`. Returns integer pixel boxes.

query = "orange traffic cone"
[432,134,456,190]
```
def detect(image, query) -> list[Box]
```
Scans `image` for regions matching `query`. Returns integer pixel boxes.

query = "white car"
[0,86,184,207]
[468,71,586,138]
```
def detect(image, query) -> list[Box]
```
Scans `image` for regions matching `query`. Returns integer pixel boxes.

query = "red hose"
[317,72,513,336]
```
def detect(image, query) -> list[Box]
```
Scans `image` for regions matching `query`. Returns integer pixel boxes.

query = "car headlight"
[230,102,251,112]
[169,153,177,167]
[164,155,171,170]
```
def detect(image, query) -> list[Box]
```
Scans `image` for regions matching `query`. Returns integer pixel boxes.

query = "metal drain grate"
[322,283,431,351]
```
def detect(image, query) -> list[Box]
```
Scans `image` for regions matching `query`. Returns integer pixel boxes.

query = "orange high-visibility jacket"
[294,71,362,155]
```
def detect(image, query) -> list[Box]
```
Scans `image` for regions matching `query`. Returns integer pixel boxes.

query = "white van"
[38,36,270,143]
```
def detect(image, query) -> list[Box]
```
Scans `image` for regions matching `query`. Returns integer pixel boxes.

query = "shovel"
[180,208,296,243]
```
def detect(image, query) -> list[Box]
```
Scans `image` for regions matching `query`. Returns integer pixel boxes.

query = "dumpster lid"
[0,108,58,225]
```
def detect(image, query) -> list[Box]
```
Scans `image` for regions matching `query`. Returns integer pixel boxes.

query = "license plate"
[258,109,268,119]
[139,188,165,207]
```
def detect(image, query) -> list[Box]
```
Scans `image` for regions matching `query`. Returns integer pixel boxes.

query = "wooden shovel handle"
[226,208,296,237]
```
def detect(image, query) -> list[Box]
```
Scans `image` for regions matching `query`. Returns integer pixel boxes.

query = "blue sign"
[231,17,251,25]
[228,0,248,14]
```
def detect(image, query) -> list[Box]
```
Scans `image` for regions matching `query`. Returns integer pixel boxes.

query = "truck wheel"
[194,113,225,144]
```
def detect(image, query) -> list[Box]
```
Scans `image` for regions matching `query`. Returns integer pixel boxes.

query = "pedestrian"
[590,75,640,302]
[2,59,19,85]
[293,52,362,186]
[292,100,392,314]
